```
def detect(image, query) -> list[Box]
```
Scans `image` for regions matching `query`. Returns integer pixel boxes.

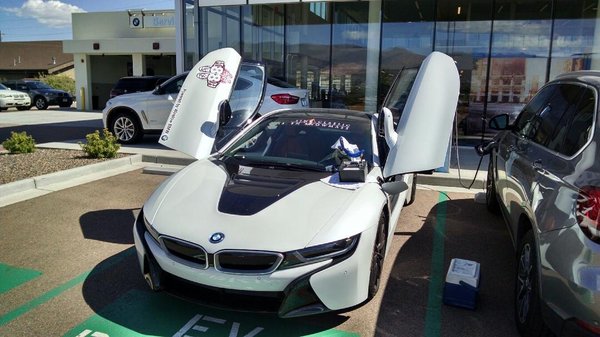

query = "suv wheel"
[34,96,48,110]
[111,112,142,144]
[515,230,550,337]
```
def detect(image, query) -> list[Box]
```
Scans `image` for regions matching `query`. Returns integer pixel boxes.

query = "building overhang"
[63,38,175,55]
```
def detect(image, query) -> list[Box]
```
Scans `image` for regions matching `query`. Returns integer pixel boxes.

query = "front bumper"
[0,97,31,108]
[133,211,376,317]
[47,96,73,106]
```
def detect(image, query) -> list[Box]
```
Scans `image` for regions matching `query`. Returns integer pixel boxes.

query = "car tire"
[17,106,30,111]
[404,173,417,206]
[368,212,388,299]
[486,160,500,214]
[110,112,142,144]
[34,96,48,110]
[515,230,551,337]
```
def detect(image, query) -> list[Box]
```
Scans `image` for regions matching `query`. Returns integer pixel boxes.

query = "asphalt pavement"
[0,170,518,337]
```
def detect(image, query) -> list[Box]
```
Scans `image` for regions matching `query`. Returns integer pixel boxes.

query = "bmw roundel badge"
[209,232,225,244]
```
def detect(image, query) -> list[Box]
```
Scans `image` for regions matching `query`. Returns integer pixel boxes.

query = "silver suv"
[485,71,600,337]
[103,64,308,144]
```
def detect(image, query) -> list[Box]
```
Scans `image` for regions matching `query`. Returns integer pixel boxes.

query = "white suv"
[103,65,309,144]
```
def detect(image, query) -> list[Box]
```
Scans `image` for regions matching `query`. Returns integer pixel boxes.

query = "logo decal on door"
[196,61,233,88]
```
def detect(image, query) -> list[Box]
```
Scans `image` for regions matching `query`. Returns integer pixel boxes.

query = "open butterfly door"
[159,48,242,160]
[382,51,460,178]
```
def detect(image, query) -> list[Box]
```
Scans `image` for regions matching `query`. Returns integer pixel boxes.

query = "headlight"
[0,93,8,98]
[144,215,161,243]
[279,234,360,270]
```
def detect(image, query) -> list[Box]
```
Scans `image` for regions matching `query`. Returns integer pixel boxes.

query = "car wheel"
[486,160,500,214]
[515,231,550,337]
[34,96,48,110]
[17,106,30,111]
[368,212,388,299]
[404,173,417,206]
[111,112,142,144]
[0,107,6,111]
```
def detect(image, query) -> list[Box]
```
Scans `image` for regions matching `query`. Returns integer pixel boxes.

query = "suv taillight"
[576,186,600,243]
[271,94,299,105]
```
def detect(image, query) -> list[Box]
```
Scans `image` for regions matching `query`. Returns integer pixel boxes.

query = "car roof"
[554,71,600,87]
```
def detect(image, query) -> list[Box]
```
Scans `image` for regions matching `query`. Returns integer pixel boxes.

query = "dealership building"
[66,0,599,136]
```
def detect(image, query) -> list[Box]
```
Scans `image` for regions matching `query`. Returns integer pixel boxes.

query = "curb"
[0,154,143,205]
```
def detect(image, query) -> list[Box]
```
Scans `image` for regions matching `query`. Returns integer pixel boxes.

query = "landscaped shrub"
[2,131,36,153]
[80,129,121,159]
[37,73,75,96]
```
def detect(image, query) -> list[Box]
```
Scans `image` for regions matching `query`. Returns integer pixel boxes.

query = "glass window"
[331,2,370,111]
[203,7,241,54]
[380,0,435,108]
[242,5,284,79]
[530,84,582,145]
[550,0,600,78]
[513,84,556,137]
[285,3,332,108]
[548,87,596,156]
[486,0,552,137]
[435,0,493,137]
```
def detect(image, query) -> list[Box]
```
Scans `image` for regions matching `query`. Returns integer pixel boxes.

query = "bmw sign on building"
[129,15,143,29]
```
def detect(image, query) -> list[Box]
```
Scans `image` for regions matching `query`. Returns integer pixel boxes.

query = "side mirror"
[153,86,164,95]
[381,180,408,195]
[489,114,509,130]
[218,100,232,127]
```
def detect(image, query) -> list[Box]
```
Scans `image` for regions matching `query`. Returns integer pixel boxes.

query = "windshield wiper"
[243,159,325,172]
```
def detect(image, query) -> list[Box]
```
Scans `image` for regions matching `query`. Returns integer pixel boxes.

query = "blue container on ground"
[443,258,480,310]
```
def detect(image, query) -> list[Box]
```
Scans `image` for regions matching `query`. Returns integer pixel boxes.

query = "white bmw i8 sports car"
[133,48,459,317]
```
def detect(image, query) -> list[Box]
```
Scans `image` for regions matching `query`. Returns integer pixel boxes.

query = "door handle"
[532,159,545,174]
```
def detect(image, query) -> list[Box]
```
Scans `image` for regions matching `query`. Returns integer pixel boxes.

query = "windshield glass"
[221,111,373,172]
[28,82,53,90]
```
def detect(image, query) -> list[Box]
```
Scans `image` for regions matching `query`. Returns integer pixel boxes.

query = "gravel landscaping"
[0,148,128,185]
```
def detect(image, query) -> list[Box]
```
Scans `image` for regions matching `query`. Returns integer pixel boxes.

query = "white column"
[132,53,145,76]
[591,0,600,69]
[175,0,185,73]
[364,0,382,112]
[73,53,91,111]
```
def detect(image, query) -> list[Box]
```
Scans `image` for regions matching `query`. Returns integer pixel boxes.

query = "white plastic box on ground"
[443,258,480,310]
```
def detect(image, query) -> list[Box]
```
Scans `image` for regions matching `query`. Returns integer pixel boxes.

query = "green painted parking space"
[0,263,42,294]
[64,289,359,337]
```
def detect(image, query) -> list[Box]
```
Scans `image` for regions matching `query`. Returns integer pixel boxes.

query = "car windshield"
[28,82,52,89]
[221,111,373,172]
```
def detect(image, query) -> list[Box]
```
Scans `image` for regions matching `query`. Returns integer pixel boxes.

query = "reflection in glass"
[550,0,600,79]
[331,2,370,111]
[380,0,435,108]
[435,0,493,138]
[285,3,332,108]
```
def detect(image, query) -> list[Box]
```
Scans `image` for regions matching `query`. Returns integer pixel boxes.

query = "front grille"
[161,236,208,268]
[215,250,283,274]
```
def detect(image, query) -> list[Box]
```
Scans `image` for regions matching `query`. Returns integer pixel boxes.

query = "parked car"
[484,71,600,337]
[2,80,73,110]
[103,70,310,144]
[109,75,169,98]
[133,48,459,317]
[0,83,31,111]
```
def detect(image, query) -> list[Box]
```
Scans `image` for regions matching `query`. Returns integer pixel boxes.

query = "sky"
[0,0,175,42]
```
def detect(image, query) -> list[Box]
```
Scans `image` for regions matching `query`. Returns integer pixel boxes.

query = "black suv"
[109,76,169,98]
[3,80,73,110]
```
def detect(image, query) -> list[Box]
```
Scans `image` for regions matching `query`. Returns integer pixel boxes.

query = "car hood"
[143,159,374,252]
[109,91,152,102]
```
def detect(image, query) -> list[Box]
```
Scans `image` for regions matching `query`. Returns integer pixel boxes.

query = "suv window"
[513,84,583,146]
[546,87,596,156]
[161,75,185,94]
